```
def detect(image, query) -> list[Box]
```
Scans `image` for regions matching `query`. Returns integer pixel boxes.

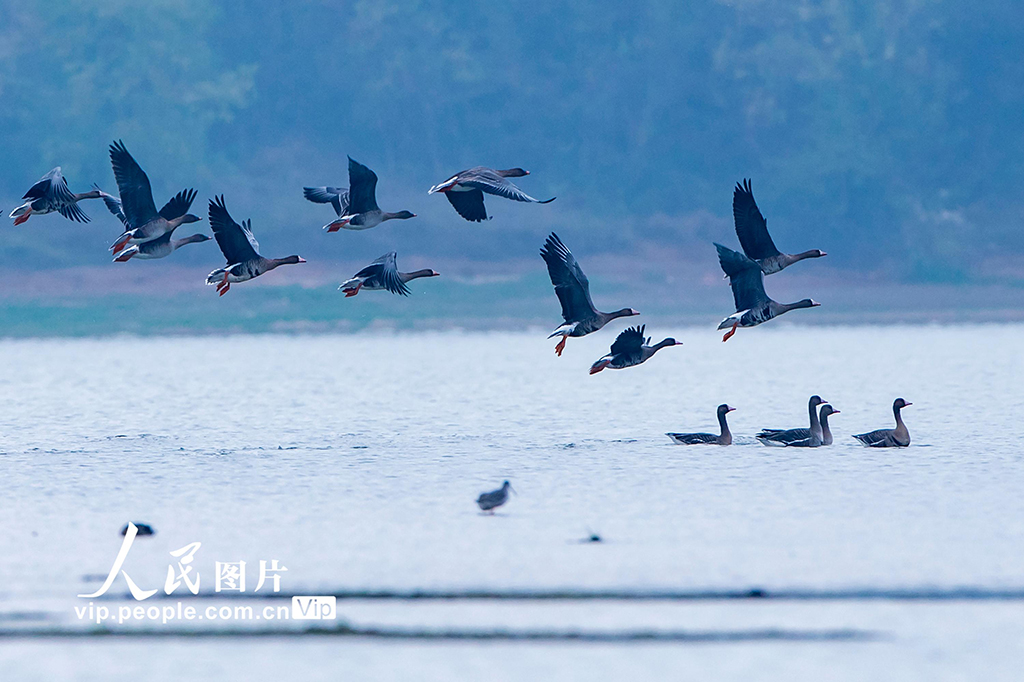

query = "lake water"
[1,324,1022,680]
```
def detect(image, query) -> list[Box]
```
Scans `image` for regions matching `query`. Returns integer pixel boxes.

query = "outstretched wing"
[355,252,410,296]
[540,233,599,323]
[445,190,489,222]
[94,184,128,225]
[24,168,74,204]
[733,179,780,260]
[109,140,159,228]
[715,243,769,312]
[610,325,645,356]
[208,195,259,264]
[57,202,90,223]
[159,188,197,220]
[346,157,380,214]
[458,167,555,204]
[303,186,349,216]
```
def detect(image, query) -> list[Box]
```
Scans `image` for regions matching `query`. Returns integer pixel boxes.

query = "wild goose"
[205,195,305,296]
[589,325,681,375]
[853,398,912,447]
[108,141,201,253]
[757,396,828,447]
[312,157,416,232]
[339,252,439,297]
[667,404,735,445]
[9,167,110,225]
[100,188,211,261]
[541,233,638,356]
[715,243,820,341]
[476,481,514,514]
[733,179,826,274]
[428,167,555,222]
[759,403,840,447]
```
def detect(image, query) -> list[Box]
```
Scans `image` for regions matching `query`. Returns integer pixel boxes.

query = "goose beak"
[726,407,736,413]
[509,485,517,495]
[298,257,307,263]
[904,402,912,407]
[832,409,841,414]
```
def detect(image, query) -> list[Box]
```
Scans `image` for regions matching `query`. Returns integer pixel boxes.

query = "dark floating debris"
[121,522,155,537]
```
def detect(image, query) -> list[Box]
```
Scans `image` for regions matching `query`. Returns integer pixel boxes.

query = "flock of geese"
[8,143,914,514]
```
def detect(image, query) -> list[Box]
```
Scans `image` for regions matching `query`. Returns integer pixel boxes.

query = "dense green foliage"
[0,1,1020,281]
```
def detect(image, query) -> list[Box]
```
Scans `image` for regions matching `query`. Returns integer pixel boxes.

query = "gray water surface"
[1,325,1022,679]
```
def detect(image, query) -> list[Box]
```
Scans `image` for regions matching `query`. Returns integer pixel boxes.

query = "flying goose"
[733,179,826,274]
[667,404,735,445]
[9,167,110,225]
[428,167,555,222]
[715,243,820,341]
[107,141,201,253]
[100,188,211,261]
[476,480,514,514]
[759,403,840,446]
[313,157,416,232]
[589,325,681,375]
[757,396,828,447]
[853,398,912,447]
[205,195,305,296]
[541,233,638,356]
[338,252,439,297]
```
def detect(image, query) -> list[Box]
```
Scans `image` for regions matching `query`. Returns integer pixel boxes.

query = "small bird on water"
[476,480,514,514]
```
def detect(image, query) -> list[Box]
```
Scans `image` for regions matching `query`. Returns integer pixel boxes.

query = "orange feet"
[554,336,567,356]
[114,250,134,262]
[722,322,739,342]
[218,283,230,296]
[12,213,30,226]
[343,283,362,297]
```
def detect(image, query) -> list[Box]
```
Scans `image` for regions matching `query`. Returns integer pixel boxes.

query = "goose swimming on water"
[338,252,439,297]
[107,141,202,254]
[853,398,912,447]
[589,325,681,375]
[312,157,416,232]
[205,195,305,296]
[715,243,820,341]
[759,403,839,447]
[477,481,514,514]
[667,404,735,445]
[9,167,110,225]
[733,179,826,274]
[428,167,555,222]
[757,396,828,447]
[541,233,638,356]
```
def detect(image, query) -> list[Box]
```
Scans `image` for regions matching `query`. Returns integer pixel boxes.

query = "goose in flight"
[589,325,681,375]
[9,167,110,225]
[733,179,826,274]
[100,188,210,261]
[428,167,555,222]
[311,157,416,232]
[715,243,819,341]
[205,195,305,296]
[540,233,638,356]
[338,252,439,297]
[107,141,201,254]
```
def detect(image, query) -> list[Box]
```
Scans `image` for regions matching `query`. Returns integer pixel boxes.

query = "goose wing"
[109,140,160,228]
[610,325,645,357]
[303,186,349,216]
[346,157,380,214]
[458,167,554,204]
[208,195,259,264]
[733,179,780,260]
[540,233,599,323]
[445,190,489,222]
[715,243,769,312]
[24,168,74,204]
[355,252,410,296]
[95,185,128,225]
[159,188,197,221]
